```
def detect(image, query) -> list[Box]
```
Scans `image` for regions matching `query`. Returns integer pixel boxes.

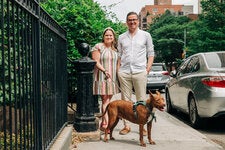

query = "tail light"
[162,71,169,75]
[202,76,225,88]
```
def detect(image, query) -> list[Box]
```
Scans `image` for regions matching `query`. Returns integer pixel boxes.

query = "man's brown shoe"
[143,128,147,136]
[119,127,131,135]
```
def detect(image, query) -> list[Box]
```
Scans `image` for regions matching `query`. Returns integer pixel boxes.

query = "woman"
[91,27,119,131]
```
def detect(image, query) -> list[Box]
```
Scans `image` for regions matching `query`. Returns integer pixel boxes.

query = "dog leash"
[106,75,134,100]
[147,108,157,123]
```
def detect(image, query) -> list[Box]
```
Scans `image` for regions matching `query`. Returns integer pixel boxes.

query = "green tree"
[41,0,126,59]
[148,0,225,66]
[148,10,190,65]
[188,0,225,53]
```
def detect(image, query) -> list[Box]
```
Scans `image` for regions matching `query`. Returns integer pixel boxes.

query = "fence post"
[73,43,97,132]
[94,95,100,113]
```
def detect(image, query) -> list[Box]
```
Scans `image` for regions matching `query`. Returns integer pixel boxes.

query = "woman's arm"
[92,49,109,78]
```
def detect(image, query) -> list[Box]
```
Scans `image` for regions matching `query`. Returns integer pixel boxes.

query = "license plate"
[149,76,161,80]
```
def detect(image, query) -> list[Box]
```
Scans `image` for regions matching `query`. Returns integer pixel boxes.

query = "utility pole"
[183,28,187,59]
[184,28,187,48]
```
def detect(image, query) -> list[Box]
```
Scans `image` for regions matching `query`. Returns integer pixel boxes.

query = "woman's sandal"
[100,126,106,132]
[100,123,110,134]
[100,123,106,130]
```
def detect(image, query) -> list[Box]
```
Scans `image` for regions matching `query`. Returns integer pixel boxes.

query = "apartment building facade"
[139,0,194,30]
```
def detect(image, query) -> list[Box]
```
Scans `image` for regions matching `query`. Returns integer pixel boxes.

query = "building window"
[152,8,158,12]
[143,18,147,23]
[178,11,184,15]
[143,24,147,28]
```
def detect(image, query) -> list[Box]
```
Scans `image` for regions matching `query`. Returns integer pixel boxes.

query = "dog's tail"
[97,104,109,118]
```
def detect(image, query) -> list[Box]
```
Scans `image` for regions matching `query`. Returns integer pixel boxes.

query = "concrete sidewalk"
[75,94,223,150]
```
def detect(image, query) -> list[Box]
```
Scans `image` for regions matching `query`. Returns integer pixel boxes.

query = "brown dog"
[101,91,165,147]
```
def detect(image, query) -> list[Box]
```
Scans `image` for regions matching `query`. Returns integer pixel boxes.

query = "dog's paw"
[149,140,156,145]
[140,142,146,147]
[103,138,108,142]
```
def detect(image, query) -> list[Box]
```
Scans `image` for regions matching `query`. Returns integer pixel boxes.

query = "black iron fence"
[0,0,67,149]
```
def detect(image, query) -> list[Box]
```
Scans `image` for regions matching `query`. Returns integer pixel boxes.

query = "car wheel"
[165,89,175,113]
[188,96,202,128]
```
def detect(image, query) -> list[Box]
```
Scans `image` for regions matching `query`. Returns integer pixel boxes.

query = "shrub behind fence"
[0,0,67,149]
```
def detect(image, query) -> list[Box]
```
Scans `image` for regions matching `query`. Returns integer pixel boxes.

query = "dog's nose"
[161,102,166,108]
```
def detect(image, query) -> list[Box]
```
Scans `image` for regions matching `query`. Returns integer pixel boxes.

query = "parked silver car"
[165,51,225,128]
[147,63,170,91]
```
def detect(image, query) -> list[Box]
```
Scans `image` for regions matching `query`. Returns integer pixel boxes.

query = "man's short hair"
[126,12,138,21]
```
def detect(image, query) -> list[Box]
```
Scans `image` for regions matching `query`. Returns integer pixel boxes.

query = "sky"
[94,0,198,22]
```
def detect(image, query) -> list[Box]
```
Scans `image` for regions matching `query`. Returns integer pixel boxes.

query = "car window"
[176,58,190,76]
[204,52,225,68]
[176,56,200,76]
[186,56,200,73]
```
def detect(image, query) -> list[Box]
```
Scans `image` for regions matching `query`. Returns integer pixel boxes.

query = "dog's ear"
[156,90,161,96]
[149,90,154,99]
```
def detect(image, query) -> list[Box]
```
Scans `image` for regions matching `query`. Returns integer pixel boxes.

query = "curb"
[50,125,73,150]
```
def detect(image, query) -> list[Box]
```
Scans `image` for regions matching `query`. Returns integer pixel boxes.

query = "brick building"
[139,0,195,30]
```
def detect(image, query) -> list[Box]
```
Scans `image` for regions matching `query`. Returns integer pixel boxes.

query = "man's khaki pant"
[118,71,147,101]
[118,71,147,127]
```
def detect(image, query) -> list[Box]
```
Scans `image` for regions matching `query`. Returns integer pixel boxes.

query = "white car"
[147,63,170,91]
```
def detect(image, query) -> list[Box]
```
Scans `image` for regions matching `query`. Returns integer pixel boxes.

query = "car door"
[178,57,200,111]
[169,59,191,108]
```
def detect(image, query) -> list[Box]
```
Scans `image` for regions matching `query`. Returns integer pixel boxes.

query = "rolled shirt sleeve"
[146,32,154,57]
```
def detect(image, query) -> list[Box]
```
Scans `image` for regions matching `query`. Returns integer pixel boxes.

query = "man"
[117,12,155,135]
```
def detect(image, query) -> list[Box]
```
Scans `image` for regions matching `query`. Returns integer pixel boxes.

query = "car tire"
[188,96,202,129]
[165,89,175,113]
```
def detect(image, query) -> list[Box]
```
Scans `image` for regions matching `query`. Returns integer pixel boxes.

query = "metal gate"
[0,0,67,149]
